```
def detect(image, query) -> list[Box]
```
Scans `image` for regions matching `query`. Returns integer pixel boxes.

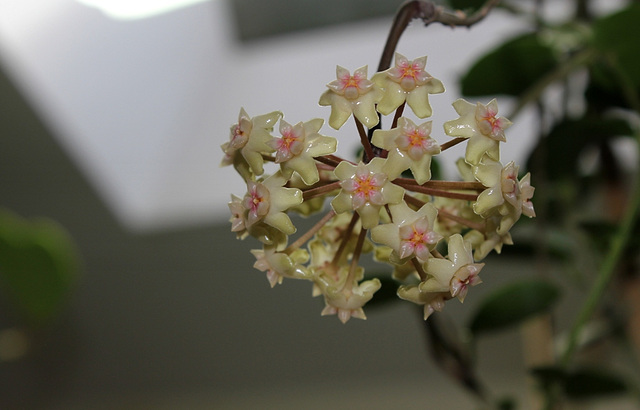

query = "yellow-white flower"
[371,201,442,264]
[331,158,404,229]
[397,285,448,320]
[242,172,303,235]
[372,53,444,118]
[221,108,282,176]
[268,118,337,185]
[251,246,311,288]
[420,234,484,302]
[319,65,382,129]
[443,99,512,165]
[372,117,440,184]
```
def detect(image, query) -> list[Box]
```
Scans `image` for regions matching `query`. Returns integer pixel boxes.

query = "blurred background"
[0,0,635,408]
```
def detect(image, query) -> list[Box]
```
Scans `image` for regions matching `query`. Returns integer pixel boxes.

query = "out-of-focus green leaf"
[469,279,560,335]
[0,209,80,325]
[531,366,565,391]
[430,156,443,181]
[531,366,628,399]
[447,0,485,11]
[592,4,640,88]
[501,223,575,262]
[460,33,557,96]
[564,367,628,398]
[580,219,640,256]
[526,117,633,181]
[585,63,637,111]
[365,275,399,309]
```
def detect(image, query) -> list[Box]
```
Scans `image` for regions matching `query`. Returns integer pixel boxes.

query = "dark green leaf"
[531,366,566,391]
[496,397,517,410]
[460,33,557,96]
[365,275,399,309]
[525,117,633,181]
[532,366,628,399]
[592,4,640,88]
[0,209,80,324]
[447,0,485,11]
[469,279,560,335]
[564,367,628,398]
[430,156,443,181]
[585,63,638,111]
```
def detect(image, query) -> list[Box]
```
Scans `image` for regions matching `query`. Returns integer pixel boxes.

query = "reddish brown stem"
[411,258,427,281]
[438,208,485,232]
[355,117,376,162]
[440,137,466,151]
[393,178,485,191]
[303,181,341,200]
[394,181,478,201]
[331,212,360,266]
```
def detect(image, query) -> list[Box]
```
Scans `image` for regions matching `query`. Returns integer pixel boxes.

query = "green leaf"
[460,33,557,96]
[365,275,399,309]
[564,367,627,399]
[526,116,633,181]
[469,279,560,335]
[531,366,628,399]
[447,0,485,11]
[0,209,80,325]
[592,4,640,88]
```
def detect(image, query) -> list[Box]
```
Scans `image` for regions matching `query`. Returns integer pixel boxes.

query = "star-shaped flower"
[372,53,444,118]
[371,201,442,264]
[473,158,535,235]
[251,246,311,288]
[241,172,303,235]
[221,108,282,176]
[268,118,337,185]
[397,284,449,320]
[315,268,381,324]
[319,65,382,130]
[464,216,514,261]
[420,234,484,302]
[331,158,405,229]
[228,194,248,239]
[371,117,441,184]
[443,99,512,165]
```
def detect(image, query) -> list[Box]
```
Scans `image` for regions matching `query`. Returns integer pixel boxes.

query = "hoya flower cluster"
[222,53,535,323]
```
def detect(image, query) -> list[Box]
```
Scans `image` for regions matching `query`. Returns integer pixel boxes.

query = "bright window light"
[75,0,210,20]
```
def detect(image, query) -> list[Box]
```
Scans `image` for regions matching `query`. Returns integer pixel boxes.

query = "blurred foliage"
[468,279,560,335]
[431,0,640,408]
[0,209,80,326]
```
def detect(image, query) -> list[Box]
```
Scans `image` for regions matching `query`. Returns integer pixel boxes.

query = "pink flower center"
[398,218,439,260]
[242,182,270,225]
[398,65,419,91]
[450,264,483,302]
[273,129,304,162]
[336,71,369,100]
[476,105,507,140]
[228,124,249,150]
[395,127,437,161]
[342,169,387,209]
[389,58,428,91]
